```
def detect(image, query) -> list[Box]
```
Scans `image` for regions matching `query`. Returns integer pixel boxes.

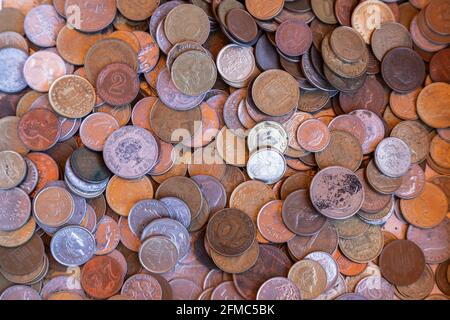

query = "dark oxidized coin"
[70,147,111,184]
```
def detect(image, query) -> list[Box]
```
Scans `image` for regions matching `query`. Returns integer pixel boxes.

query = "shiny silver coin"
[247,121,288,153]
[375,137,412,178]
[247,148,286,184]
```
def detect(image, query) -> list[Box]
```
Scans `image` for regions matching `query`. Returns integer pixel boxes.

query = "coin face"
[288,260,327,300]
[128,200,170,238]
[139,235,178,274]
[375,137,412,178]
[247,149,286,184]
[297,119,331,152]
[103,126,159,179]
[0,48,28,93]
[65,0,117,33]
[256,277,302,300]
[310,166,364,219]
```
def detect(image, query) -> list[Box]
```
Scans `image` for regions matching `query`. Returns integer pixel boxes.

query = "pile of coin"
[0,0,450,301]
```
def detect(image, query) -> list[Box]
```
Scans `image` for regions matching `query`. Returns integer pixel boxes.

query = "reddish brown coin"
[81,255,124,299]
[65,0,117,33]
[95,216,121,256]
[18,109,60,152]
[257,200,295,243]
[276,19,312,57]
[332,250,367,277]
[80,113,120,152]
[379,240,425,286]
[297,119,331,153]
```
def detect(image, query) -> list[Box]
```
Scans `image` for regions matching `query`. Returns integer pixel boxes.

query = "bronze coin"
[206,208,256,257]
[33,186,74,228]
[430,48,450,83]
[381,47,426,93]
[417,82,450,129]
[233,244,292,300]
[379,240,425,286]
[435,259,450,296]
[226,8,258,44]
[210,241,260,274]
[280,172,312,200]
[257,200,295,243]
[297,119,331,153]
[70,147,111,184]
[371,22,413,61]
[276,19,312,57]
[0,8,25,35]
[328,114,366,146]
[356,169,392,214]
[366,160,402,195]
[65,0,117,33]
[334,0,359,26]
[18,108,60,152]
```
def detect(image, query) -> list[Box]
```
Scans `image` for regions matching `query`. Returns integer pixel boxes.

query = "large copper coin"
[282,190,326,236]
[65,0,117,33]
[416,82,450,129]
[276,19,312,57]
[226,8,258,44]
[24,4,64,48]
[18,108,60,152]
[206,208,255,257]
[117,0,160,21]
[81,255,124,299]
[80,113,119,152]
[310,166,364,219]
[379,240,425,286]
[233,244,292,300]
[257,200,295,243]
[245,0,284,20]
[210,241,260,274]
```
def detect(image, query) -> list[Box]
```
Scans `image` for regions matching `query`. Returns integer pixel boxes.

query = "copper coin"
[131,97,157,132]
[355,169,392,214]
[379,240,425,286]
[310,166,364,219]
[381,47,425,93]
[210,281,245,300]
[0,8,25,35]
[350,109,385,154]
[95,216,121,256]
[389,87,421,121]
[315,130,363,172]
[366,160,402,195]
[430,49,450,83]
[400,182,448,229]
[394,164,426,200]
[27,152,59,195]
[252,70,300,117]
[139,235,178,274]
[106,175,154,217]
[0,116,28,155]
[0,233,44,276]
[169,278,202,300]
[339,225,384,263]
[81,255,124,299]
[435,259,450,296]
[256,277,302,300]
[245,0,284,20]
[280,173,312,200]
[339,76,386,117]
[116,0,159,21]
[335,0,359,26]
[417,82,450,129]
[333,249,367,276]
[70,147,110,184]
[65,0,117,33]
[118,217,141,253]
[282,190,326,236]
[80,113,119,152]
[390,120,430,164]
[24,4,64,48]
[257,200,295,243]
[297,119,331,153]
[276,19,312,57]
[233,244,292,300]
[23,51,66,92]
[210,241,260,274]
[33,186,74,228]
[226,8,258,43]
[328,114,366,146]
[371,22,412,61]
[207,208,255,257]
[18,108,60,152]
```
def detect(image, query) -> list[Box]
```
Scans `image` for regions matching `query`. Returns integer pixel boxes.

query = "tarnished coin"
[0,285,41,300]
[288,260,327,300]
[379,240,425,286]
[164,4,210,45]
[315,130,363,172]
[366,160,403,195]
[396,264,434,300]
[23,51,66,92]
[0,188,31,232]
[330,26,367,63]
[355,276,394,300]
[416,82,450,129]
[310,166,364,219]
[382,47,425,93]
[49,75,96,119]
[297,119,331,153]
[70,147,111,184]
[0,151,27,190]
[217,44,255,84]
[206,208,256,257]
[0,48,28,93]
[331,216,370,240]
[191,175,227,215]
[0,217,35,248]
[400,182,448,229]
[257,200,295,244]
[226,8,259,44]
[282,190,326,236]
[139,235,178,274]
[171,51,217,96]
[339,225,384,263]
[351,0,396,44]
[245,0,284,20]
[210,241,260,274]
[276,19,312,57]
[24,4,64,48]
[65,0,117,33]
[256,277,302,300]
[390,120,430,164]
[328,114,366,146]
[117,0,160,21]
[18,108,60,152]
[50,226,96,267]
[350,110,385,154]
[252,70,299,117]
[374,137,412,178]
[80,113,120,152]
[128,200,170,238]
[103,126,159,179]
[247,149,286,184]
[33,186,74,228]
[394,164,425,200]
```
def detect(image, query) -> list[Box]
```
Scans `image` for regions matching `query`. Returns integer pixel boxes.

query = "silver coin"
[40,275,85,300]
[375,137,412,178]
[217,44,255,83]
[305,251,339,291]
[159,197,191,229]
[315,274,348,300]
[0,48,28,93]
[140,218,190,259]
[0,285,42,300]
[65,158,109,193]
[18,158,39,195]
[350,110,385,154]
[46,180,87,226]
[336,293,368,300]
[247,121,288,153]
[128,199,170,238]
[247,148,286,184]
[50,226,96,267]
[256,277,302,300]
[139,235,179,274]
[0,188,31,232]
[355,276,395,300]
[63,175,107,199]
[103,125,159,179]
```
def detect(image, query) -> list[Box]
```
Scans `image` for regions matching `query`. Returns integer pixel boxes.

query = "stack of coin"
[0,0,449,301]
